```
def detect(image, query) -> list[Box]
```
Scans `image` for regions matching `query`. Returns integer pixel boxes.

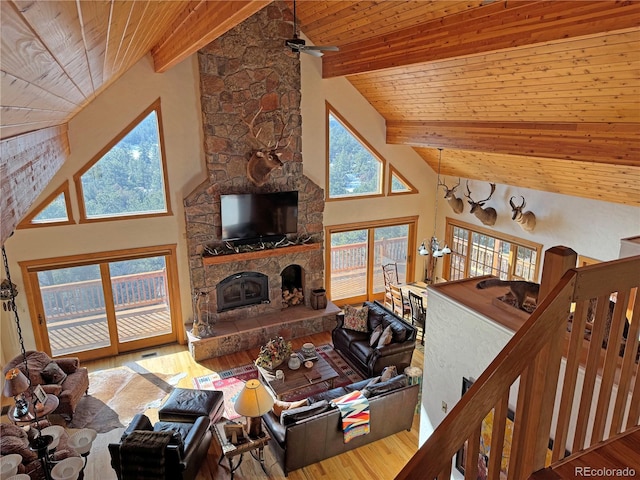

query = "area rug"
[67,364,185,433]
[193,344,362,419]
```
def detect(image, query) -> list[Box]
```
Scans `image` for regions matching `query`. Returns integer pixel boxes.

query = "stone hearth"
[187,301,340,361]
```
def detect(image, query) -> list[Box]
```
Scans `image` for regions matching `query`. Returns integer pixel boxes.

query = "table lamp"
[3,368,30,417]
[234,379,274,438]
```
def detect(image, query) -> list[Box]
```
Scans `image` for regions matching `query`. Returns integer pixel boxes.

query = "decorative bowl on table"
[304,360,313,369]
[301,343,316,358]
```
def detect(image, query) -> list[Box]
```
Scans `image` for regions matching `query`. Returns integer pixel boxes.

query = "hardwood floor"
[82,331,424,480]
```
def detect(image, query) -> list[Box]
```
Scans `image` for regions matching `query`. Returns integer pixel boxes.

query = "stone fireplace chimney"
[184,2,325,330]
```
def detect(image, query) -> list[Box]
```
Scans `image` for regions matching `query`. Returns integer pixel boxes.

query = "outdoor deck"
[48,305,172,356]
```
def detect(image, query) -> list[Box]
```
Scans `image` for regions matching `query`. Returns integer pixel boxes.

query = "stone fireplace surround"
[183,2,338,359]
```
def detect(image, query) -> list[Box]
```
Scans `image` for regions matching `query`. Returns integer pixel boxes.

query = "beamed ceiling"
[1,0,638,245]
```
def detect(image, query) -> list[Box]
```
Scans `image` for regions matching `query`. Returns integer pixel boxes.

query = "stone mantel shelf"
[202,243,321,265]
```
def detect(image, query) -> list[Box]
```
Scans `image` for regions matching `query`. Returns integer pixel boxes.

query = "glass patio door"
[327,218,416,306]
[23,247,179,361]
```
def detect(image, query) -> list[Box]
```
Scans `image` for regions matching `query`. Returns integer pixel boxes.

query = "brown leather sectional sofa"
[332,301,417,377]
[262,375,419,476]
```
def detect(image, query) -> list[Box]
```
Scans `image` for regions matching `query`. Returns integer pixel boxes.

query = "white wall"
[1,54,205,359]
[420,288,516,444]
[450,181,640,266]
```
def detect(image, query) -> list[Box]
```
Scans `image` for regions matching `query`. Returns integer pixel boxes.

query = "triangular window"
[74,99,171,221]
[18,181,74,228]
[326,102,385,199]
[389,165,417,195]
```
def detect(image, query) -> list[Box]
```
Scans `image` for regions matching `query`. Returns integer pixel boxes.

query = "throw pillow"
[343,305,369,332]
[380,365,397,382]
[377,325,393,348]
[280,400,330,426]
[369,324,383,346]
[41,362,67,384]
[366,374,408,397]
[272,398,307,417]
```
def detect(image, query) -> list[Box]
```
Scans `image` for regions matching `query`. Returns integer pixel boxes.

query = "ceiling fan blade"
[304,45,339,52]
[302,49,324,57]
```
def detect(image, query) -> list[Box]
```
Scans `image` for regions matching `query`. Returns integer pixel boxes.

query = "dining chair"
[382,263,399,286]
[408,291,426,345]
[390,284,411,319]
[384,284,394,310]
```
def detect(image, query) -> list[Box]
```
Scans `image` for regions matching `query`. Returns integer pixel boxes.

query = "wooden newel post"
[538,246,577,303]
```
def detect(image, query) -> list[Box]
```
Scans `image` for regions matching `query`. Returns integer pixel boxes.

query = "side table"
[8,394,59,425]
[404,366,423,413]
[213,419,270,479]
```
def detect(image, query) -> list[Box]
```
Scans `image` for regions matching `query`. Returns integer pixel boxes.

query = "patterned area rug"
[193,344,362,419]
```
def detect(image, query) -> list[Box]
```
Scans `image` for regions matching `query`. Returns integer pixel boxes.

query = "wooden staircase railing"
[396,252,640,480]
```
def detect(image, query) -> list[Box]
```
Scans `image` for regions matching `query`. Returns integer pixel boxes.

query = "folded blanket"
[332,390,370,443]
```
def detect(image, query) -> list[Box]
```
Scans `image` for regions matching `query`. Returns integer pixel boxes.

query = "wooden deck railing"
[331,237,406,272]
[41,270,168,322]
[396,252,640,480]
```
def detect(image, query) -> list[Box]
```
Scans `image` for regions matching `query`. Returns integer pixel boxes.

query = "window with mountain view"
[326,103,385,199]
[75,100,171,221]
[17,181,75,229]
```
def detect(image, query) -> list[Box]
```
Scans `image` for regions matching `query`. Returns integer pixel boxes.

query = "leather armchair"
[3,350,89,420]
[108,413,212,480]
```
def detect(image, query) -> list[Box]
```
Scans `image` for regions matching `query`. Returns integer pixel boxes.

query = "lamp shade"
[3,368,29,397]
[234,379,274,418]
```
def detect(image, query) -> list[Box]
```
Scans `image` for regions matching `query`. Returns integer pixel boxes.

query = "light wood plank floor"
[81,331,424,480]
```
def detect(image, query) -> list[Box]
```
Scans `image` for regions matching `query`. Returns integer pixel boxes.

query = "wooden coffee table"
[258,353,339,400]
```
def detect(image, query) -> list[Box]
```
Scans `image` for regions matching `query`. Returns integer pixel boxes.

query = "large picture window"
[74,99,171,222]
[443,218,542,282]
[326,102,385,200]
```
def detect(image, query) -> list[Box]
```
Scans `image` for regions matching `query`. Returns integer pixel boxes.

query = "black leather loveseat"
[332,301,417,377]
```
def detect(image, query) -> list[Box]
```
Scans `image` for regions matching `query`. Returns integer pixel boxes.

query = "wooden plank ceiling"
[296,0,640,206]
[1,1,638,244]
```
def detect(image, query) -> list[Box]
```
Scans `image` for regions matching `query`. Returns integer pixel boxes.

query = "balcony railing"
[396,250,640,480]
[41,270,168,323]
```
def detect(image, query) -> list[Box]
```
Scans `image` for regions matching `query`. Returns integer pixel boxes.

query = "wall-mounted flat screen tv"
[221,191,298,243]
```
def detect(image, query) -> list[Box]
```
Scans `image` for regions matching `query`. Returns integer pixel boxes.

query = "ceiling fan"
[285,0,339,57]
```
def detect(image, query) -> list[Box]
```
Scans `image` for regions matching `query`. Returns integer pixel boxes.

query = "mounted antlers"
[438,178,464,214]
[465,182,497,226]
[509,196,537,232]
[245,108,292,187]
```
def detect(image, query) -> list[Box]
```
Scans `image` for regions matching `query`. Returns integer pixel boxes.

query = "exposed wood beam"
[0,125,69,245]
[151,0,272,73]
[387,120,640,167]
[323,1,640,78]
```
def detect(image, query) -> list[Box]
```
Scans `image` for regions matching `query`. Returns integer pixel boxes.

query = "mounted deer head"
[465,182,497,226]
[438,178,464,214]
[244,108,292,187]
[509,196,537,232]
